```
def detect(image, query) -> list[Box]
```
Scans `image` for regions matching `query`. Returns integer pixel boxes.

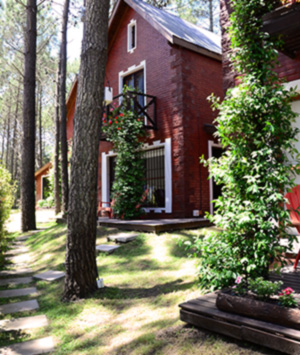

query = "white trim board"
[118,60,147,96]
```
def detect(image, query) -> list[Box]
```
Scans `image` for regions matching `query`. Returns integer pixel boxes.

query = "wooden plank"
[241,326,300,355]
[180,302,300,341]
[180,310,242,340]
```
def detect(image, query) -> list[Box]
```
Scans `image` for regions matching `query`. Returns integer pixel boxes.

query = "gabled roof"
[110,0,221,60]
[35,162,52,178]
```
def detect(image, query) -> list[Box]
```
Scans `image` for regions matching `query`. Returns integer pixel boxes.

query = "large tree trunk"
[38,84,43,169]
[54,68,61,215]
[21,0,37,232]
[59,0,70,216]
[63,0,109,301]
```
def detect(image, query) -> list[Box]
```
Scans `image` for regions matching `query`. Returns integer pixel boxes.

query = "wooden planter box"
[216,292,300,330]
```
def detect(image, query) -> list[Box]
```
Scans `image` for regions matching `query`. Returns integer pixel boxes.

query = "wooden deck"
[180,271,300,355]
[98,217,212,233]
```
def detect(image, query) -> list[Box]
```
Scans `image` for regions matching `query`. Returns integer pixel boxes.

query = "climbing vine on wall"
[102,88,147,219]
[197,0,300,290]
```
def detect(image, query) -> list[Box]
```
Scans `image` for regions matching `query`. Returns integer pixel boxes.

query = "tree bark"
[54,68,61,215]
[5,100,12,170]
[38,84,43,169]
[21,0,37,232]
[11,85,21,178]
[59,0,70,216]
[63,0,109,301]
[209,0,213,32]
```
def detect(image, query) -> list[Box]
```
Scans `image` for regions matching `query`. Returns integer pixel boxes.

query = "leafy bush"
[102,88,147,219]
[249,277,283,300]
[197,0,299,289]
[37,196,54,209]
[0,164,16,256]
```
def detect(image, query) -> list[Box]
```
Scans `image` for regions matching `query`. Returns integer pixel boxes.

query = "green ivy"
[198,0,300,290]
[102,88,147,219]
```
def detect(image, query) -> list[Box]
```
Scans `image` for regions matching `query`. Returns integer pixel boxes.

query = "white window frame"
[41,175,50,200]
[127,19,137,53]
[208,140,222,215]
[118,60,146,96]
[101,138,172,214]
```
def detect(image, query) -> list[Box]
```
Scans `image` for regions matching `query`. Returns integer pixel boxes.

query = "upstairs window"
[128,20,137,53]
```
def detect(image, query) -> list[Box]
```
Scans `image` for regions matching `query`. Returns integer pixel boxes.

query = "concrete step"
[0,300,39,315]
[0,277,33,286]
[0,287,37,299]
[0,336,54,355]
[0,315,48,331]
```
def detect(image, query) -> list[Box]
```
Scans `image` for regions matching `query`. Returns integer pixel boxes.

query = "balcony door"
[123,69,144,109]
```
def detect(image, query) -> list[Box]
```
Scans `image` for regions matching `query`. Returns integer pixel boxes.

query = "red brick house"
[67,0,223,218]
[35,162,52,202]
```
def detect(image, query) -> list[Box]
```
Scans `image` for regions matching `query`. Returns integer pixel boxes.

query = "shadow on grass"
[94,279,194,301]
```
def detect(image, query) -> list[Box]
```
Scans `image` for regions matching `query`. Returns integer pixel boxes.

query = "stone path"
[33,270,65,282]
[0,232,54,355]
[107,232,138,243]
[96,244,121,254]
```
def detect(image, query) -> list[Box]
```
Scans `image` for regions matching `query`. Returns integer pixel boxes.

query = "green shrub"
[37,196,54,209]
[0,164,16,257]
[249,277,283,300]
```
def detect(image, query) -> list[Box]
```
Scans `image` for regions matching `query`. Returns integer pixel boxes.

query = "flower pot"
[216,292,300,330]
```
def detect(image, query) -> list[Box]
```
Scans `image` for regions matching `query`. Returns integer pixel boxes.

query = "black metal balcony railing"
[103,91,157,133]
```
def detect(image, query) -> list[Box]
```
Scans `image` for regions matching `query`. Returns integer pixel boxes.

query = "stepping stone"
[0,287,37,298]
[96,245,121,254]
[0,315,48,331]
[0,300,39,315]
[5,247,29,256]
[7,254,31,264]
[0,336,54,355]
[0,277,33,286]
[33,270,65,282]
[0,268,33,276]
[107,233,138,243]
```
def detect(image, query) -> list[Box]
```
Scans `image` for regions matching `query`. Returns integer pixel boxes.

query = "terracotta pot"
[216,292,300,330]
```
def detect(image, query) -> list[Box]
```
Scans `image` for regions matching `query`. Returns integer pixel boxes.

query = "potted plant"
[216,277,300,330]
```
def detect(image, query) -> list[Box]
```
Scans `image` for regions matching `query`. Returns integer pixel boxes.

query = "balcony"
[101,91,157,141]
[262,3,300,59]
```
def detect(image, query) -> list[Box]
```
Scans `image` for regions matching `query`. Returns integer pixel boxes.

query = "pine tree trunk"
[59,0,70,216]
[63,0,109,301]
[5,101,11,170]
[39,85,43,169]
[21,0,37,232]
[209,0,214,32]
[54,68,61,215]
[11,85,21,178]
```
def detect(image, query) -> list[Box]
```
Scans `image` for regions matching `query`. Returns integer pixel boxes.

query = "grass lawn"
[0,220,279,355]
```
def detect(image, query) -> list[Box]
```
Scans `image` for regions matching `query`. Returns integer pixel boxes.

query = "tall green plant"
[199,0,300,290]
[102,89,147,219]
[0,164,15,258]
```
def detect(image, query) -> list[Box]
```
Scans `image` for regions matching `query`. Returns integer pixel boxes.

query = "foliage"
[37,196,54,209]
[248,277,283,300]
[197,0,300,290]
[102,88,147,219]
[170,0,219,33]
[279,287,298,308]
[281,0,300,5]
[0,164,15,256]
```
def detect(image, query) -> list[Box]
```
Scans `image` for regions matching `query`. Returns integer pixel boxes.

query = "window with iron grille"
[108,147,165,208]
[143,147,165,208]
